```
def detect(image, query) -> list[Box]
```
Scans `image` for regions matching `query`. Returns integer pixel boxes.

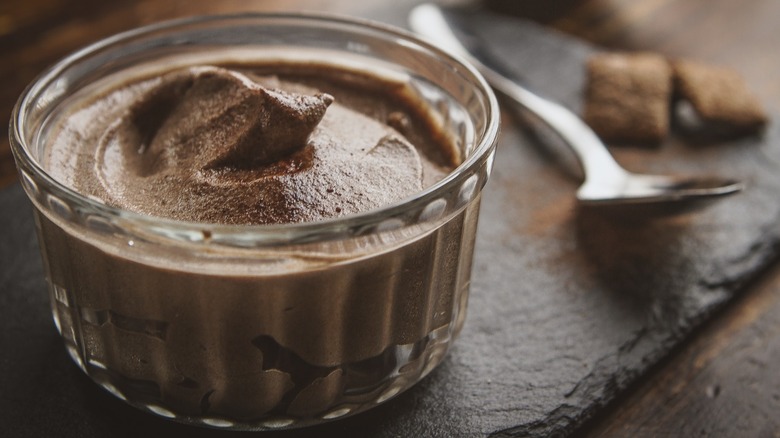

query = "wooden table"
[2,0,778,436]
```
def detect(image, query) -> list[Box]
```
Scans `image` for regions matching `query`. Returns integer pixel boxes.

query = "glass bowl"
[10,12,499,430]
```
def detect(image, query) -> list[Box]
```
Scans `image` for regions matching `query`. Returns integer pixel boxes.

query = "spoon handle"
[410,4,628,185]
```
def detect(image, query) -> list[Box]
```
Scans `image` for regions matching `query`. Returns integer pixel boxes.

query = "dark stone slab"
[2,10,780,438]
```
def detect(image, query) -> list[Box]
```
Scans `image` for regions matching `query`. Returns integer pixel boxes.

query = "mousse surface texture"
[48,65,454,224]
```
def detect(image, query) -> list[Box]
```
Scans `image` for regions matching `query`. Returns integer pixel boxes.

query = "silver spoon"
[409,4,743,207]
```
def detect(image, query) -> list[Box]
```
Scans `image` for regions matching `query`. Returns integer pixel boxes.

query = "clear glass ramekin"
[10,13,499,430]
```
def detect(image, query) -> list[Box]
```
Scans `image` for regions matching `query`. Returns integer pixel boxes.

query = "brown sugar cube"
[583,52,673,143]
[673,59,768,132]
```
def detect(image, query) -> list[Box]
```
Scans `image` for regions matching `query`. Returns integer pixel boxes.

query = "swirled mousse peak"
[49,64,455,225]
[133,67,334,172]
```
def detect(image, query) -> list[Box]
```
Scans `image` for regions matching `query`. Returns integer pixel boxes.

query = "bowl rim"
[10,12,500,244]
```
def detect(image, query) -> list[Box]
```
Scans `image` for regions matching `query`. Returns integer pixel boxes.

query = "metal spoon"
[409,4,743,207]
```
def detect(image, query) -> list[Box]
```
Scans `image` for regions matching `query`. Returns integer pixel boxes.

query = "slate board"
[2,10,780,438]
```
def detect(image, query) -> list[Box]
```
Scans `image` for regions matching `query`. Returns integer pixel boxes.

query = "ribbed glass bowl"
[10,13,499,430]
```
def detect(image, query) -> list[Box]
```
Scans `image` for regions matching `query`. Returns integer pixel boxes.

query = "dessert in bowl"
[10,13,499,429]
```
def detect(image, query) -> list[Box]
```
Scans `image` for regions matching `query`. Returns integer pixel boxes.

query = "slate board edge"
[489,213,780,437]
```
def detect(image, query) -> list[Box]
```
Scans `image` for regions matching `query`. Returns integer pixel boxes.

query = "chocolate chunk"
[673,59,768,133]
[583,52,673,144]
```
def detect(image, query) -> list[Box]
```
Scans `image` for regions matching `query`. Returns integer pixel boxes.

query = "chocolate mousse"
[48,65,456,224]
[36,59,478,424]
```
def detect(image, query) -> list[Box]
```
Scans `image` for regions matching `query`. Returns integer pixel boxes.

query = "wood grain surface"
[2,0,779,436]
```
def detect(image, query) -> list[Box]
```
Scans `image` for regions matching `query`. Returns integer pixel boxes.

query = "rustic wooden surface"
[2,0,779,436]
